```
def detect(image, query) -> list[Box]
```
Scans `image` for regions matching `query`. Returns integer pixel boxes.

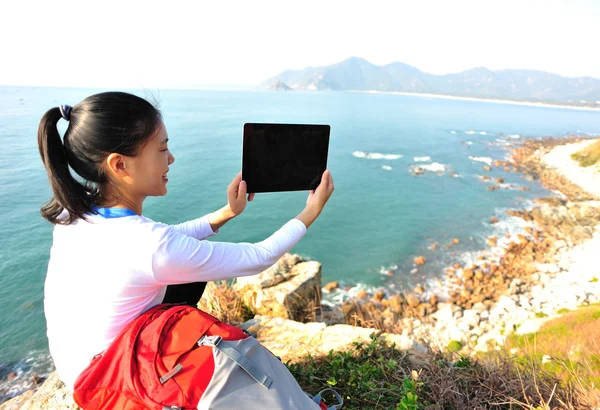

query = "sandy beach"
[351,90,600,112]
[542,139,600,198]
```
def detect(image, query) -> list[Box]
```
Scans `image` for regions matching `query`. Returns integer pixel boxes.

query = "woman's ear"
[105,153,129,180]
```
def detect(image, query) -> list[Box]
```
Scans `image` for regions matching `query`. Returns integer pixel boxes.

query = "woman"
[38,91,334,391]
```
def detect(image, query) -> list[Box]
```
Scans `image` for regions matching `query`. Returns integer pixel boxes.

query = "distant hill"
[262,57,600,107]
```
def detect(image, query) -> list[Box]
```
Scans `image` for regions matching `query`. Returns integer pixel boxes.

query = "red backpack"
[73,303,343,410]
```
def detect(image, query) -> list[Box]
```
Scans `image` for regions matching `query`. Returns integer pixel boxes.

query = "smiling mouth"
[162,169,169,181]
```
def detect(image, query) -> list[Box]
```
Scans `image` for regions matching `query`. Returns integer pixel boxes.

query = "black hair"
[37,91,163,225]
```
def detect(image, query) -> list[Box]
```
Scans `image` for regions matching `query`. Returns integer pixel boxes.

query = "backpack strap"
[197,335,273,389]
[311,388,344,410]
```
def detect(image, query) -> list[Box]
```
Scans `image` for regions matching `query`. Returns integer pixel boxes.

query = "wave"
[507,134,521,139]
[450,130,457,134]
[382,165,392,171]
[469,156,493,166]
[413,156,431,162]
[0,350,54,404]
[413,162,447,173]
[352,151,403,160]
[464,130,477,135]
[480,131,487,135]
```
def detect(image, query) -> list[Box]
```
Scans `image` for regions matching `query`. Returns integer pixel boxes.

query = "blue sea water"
[0,85,599,401]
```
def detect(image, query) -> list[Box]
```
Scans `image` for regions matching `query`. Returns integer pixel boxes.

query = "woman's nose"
[168,151,175,165]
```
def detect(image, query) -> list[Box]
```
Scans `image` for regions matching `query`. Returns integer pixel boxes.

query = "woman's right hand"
[306,170,334,212]
[296,170,334,228]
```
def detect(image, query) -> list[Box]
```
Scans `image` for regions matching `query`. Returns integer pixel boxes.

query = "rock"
[413,285,425,295]
[234,258,322,322]
[515,319,543,335]
[241,315,421,362]
[388,294,405,314]
[452,238,460,245]
[537,263,559,274]
[496,178,505,184]
[406,294,420,308]
[323,281,339,292]
[373,290,385,302]
[488,236,498,246]
[414,256,426,265]
[429,295,439,306]
[462,309,480,328]
[484,165,492,172]
[2,372,80,410]
[490,217,499,224]
[1,390,36,409]
[235,253,303,289]
[356,289,368,299]
[318,305,345,325]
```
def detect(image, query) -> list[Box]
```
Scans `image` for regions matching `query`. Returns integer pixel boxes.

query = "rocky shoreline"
[323,135,600,353]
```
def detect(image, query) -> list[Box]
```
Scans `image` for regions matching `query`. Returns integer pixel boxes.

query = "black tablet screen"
[242,123,330,193]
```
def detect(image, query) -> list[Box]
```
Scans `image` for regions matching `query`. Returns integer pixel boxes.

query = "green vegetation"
[287,336,426,409]
[558,308,571,314]
[286,335,593,409]
[535,311,548,318]
[507,304,600,388]
[590,277,599,283]
[446,340,463,353]
[571,140,600,167]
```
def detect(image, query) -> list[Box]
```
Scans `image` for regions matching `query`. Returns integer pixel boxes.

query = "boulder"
[233,255,322,322]
[240,315,421,362]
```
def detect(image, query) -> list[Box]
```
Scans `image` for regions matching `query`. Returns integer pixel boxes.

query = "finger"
[248,192,255,202]
[232,171,242,186]
[238,180,247,196]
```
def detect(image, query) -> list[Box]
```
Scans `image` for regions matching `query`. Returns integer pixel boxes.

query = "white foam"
[465,141,473,145]
[413,156,431,162]
[480,131,487,135]
[507,134,521,139]
[465,130,477,135]
[420,162,447,172]
[352,151,403,160]
[469,156,493,166]
[450,130,457,134]
[382,165,392,171]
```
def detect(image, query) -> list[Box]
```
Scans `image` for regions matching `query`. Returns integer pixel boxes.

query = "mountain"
[262,57,600,107]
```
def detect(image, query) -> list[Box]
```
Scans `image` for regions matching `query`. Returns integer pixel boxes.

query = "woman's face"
[128,121,175,198]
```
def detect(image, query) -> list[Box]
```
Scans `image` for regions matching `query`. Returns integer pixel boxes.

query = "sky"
[1,0,599,89]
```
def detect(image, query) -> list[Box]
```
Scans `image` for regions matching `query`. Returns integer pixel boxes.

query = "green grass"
[506,304,600,386]
[571,139,600,167]
[590,277,599,283]
[535,312,548,318]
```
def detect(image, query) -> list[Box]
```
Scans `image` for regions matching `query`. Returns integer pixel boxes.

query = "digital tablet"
[242,123,330,193]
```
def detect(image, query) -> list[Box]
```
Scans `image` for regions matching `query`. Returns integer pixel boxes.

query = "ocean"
[1,85,599,402]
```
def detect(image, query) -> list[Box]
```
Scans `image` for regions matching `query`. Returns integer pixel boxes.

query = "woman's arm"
[207,204,236,232]
[151,218,307,285]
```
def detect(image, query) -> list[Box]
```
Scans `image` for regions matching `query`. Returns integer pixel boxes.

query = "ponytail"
[37,107,99,225]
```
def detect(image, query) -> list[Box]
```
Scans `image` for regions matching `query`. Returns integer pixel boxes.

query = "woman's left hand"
[227,172,255,216]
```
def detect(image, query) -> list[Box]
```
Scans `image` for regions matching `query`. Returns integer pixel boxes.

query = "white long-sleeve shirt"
[43,208,307,390]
